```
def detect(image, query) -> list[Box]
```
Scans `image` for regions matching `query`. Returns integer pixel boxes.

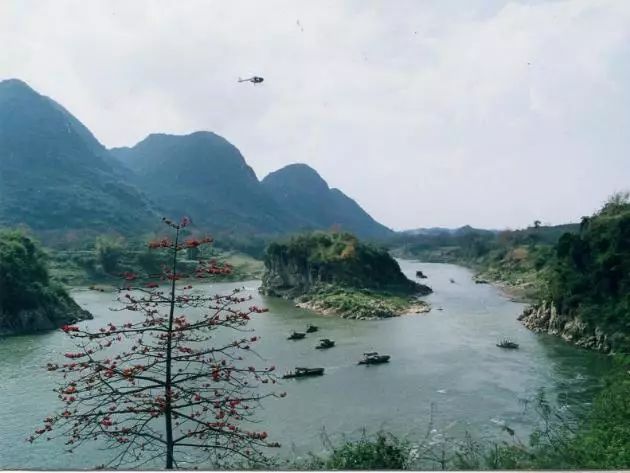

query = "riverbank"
[0,261,611,469]
[294,285,431,320]
[391,247,544,304]
[49,248,265,287]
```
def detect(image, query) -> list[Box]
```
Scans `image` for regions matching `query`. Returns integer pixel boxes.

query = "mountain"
[111,132,303,234]
[261,163,392,238]
[0,78,391,240]
[0,79,155,235]
[401,225,500,236]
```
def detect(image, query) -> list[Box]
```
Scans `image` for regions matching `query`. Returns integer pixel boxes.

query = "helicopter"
[238,76,264,84]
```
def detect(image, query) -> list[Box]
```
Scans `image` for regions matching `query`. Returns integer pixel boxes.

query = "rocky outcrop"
[260,253,318,299]
[260,232,432,319]
[0,296,92,336]
[518,301,613,353]
[260,251,431,299]
[293,288,431,320]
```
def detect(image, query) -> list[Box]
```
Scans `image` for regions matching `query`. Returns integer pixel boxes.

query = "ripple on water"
[0,262,612,468]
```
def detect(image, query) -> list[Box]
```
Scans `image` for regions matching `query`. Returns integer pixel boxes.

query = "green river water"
[0,261,610,469]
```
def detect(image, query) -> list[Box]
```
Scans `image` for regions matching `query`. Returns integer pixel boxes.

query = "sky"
[1,0,630,231]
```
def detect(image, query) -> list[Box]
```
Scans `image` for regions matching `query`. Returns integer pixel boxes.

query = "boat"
[282,367,325,379]
[415,270,427,279]
[287,331,306,340]
[306,324,319,333]
[358,352,391,365]
[496,339,519,349]
[315,338,335,349]
[449,278,455,283]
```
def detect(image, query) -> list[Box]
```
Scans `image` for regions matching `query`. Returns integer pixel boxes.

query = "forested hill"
[110,132,299,234]
[261,163,392,238]
[0,78,391,243]
[0,230,91,334]
[523,194,630,351]
[390,193,630,352]
[0,79,155,235]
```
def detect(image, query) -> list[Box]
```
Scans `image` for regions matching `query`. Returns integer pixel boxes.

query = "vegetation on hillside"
[0,230,89,333]
[47,233,264,287]
[261,163,392,238]
[0,79,155,234]
[266,231,421,293]
[542,192,630,346]
[262,232,430,319]
[388,223,580,299]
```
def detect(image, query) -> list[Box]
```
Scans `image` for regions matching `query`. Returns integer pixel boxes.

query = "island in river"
[260,232,432,319]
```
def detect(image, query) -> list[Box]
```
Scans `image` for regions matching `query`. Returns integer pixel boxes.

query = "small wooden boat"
[306,324,319,333]
[315,338,335,349]
[496,339,519,349]
[287,331,306,340]
[415,270,427,279]
[282,367,325,379]
[449,278,455,284]
[358,352,391,365]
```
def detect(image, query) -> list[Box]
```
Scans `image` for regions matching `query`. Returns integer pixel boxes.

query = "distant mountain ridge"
[0,78,391,240]
[401,225,501,236]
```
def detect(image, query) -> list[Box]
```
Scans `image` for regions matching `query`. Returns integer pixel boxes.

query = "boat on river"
[358,352,391,365]
[416,270,427,279]
[306,324,319,333]
[282,367,325,379]
[496,339,519,349]
[288,331,306,340]
[315,338,335,349]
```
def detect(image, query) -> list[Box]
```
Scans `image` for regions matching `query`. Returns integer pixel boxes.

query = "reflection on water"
[0,261,610,468]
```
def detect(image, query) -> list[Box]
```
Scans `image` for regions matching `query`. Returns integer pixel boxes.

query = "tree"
[533,220,541,229]
[31,217,282,469]
[95,235,125,274]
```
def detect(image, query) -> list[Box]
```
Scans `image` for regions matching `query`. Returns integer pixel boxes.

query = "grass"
[297,285,427,319]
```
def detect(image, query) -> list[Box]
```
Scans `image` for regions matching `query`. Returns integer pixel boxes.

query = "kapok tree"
[30,217,283,469]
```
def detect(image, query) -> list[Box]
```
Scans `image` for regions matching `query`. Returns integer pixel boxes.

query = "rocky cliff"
[260,232,431,319]
[518,301,614,353]
[0,292,91,336]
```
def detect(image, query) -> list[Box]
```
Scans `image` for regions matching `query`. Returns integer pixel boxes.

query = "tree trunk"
[164,227,179,469]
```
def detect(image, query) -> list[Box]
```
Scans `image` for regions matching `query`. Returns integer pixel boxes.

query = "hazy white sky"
[2,0,629,230]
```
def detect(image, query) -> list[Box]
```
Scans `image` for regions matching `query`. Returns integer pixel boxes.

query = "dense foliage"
[0,230,87,333]
[266,231,420,294]
[544,194,630,342]
[0,230,53,315]
[388,223,581,298]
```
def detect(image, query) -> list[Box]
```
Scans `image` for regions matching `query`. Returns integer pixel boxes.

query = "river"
[0,261,610,469]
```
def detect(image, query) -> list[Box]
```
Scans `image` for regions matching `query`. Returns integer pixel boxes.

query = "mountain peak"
[0,78,36,92]
[0,79,43,106]
[0,80,154,233]
[262,163,392,238]
[262,163,329,193]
